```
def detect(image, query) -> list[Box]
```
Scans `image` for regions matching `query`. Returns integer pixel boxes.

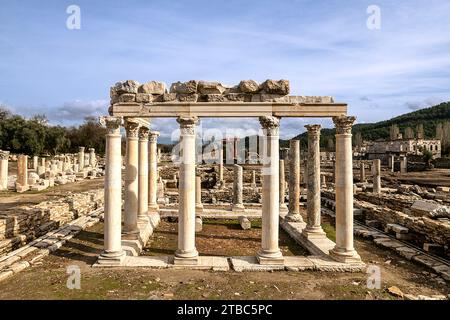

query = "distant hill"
[282,101,450,151]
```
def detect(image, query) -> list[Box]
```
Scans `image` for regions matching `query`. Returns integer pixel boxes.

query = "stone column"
[148,131,160,213]
[123,118,140,236]
[16,155,28,191]
[0,151,9,190]
[360,161,366,182]
[138,126,149,221]
[195,175,203,213]
[400,156,407,173]
[232,164,244,212]
[303,125,325,239]
[98,116,125,265]
[279,159,288,212]
[323,174,328,187]
[286,140,303,222]
[372,159,381,194]
[329,116,361,263]
[78,147,85,170]
[250,170,256,188]
[33,156,38,171]
[389,155,395,172]
[89,148,96,167]
[175,117,199,264]
[217,147,224,187]
[258,116,283,264]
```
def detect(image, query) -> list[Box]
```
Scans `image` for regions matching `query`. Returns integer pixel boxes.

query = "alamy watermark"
[66,5,81,30]
[66,265,81,289]
[366,5,381,30]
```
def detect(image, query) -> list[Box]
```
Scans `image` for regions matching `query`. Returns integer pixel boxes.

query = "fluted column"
[98,116,125,265]
[123,118,140,236]
[0,151,9,190]
[372,159,381,194]
[175,117,199,264]
[78,147,85,171]
[303,125,325,239]
[257,116,283,265]
[148,131,160,213]
[286,140,303,222]
[330,116,361,263]
[279,159,288,212]
[138,126,149,221]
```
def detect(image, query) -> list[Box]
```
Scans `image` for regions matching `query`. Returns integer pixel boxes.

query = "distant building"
[365,138,441,160]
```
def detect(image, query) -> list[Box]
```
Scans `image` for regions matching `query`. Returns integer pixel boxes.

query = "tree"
[46,126,71,155]
[389,124,399,140]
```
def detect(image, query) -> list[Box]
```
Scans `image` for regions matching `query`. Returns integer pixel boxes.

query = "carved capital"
[177,116,199,135]
[149,131,160,143]
[124,118,140,138]
[305,124,321,138]
[259,116,280,136]
[333,116,356,134]
[0,150,10,160]
[138,126,150,140]
[100,116,122,134]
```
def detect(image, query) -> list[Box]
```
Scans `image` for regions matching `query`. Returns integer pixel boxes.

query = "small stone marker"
[238,216,251,230]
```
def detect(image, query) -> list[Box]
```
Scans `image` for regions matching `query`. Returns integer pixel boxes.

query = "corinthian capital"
[138,126,150,140]
[0,150,10,160]
[99,116,122,134]
[332,116,356,134]
[149,131,160,143]
[177,116,199,135]
[305,124,321,137]
[259,116,280,136]
[124,118,140,138]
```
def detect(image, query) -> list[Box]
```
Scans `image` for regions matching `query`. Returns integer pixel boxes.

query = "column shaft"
[279,159,287,211]
[98,116,125,265]
[232,164,244,211]
[330,116,361,263]
[258,116,283,264]
[372,159,381,194]
[148,131,160,212]
[175,117,199,264]
[303,125,325,238]
[0,151,9,190]
[138,127,149,220]
[123,119,140,235]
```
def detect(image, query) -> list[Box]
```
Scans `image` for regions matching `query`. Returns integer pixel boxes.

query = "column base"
[279,203,288,213]
[97,250,126,266]
[122,225,140,239]
[257,250,284,265]
[148,203,159,214]
[195,204,204,214]
[232,204,245,213]
[174,249,199,265]
[302,226,326,239]
[284,213,303,222]
[329,247,361,263]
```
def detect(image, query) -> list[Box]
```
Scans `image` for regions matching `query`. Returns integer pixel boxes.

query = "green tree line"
[0,106,106,156]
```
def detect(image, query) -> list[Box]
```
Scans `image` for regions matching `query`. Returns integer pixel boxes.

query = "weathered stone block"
[224,93,251,102]
[138,81,166,94]
[111,80,140,95]
[170,80,198,94]
[197,81,227,94]
[135,93,153,103]
[251,94,290,102]
[260,79,289,95]
[119,93,136,103]
[238,80,259,93]
[204,94,226,102]
[177,94,198,102]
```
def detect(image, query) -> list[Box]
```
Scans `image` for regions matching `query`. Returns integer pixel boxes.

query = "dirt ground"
[0,176,105,211]
[0,217,448,300]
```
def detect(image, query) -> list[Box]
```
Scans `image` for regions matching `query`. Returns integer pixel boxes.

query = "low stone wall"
[0,189,104,256]
[355,193,420,212]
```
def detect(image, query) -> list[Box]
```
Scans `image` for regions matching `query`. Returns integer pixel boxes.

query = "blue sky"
[1,0,450,141]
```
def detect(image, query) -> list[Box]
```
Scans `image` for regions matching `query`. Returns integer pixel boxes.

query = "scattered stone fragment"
[259,79,290,95]
[138,81,166,95]
[238,80,259,93]
[387,286,404,298]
